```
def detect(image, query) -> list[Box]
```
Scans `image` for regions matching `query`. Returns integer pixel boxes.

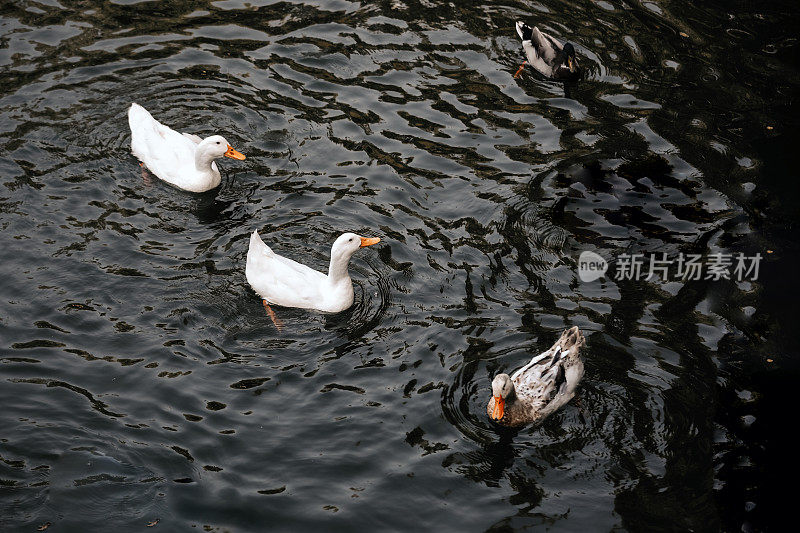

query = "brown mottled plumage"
[487,326,585,427]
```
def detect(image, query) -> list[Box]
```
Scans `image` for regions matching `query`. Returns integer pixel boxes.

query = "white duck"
[488,326,585,427]
[246,230,381,327]
[127,103,246,192]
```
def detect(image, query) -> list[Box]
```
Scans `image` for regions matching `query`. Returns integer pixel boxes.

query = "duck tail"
[557,326,585,361]
[516,21,533,41]
[556,326,585,394]
[127,102,152,128]
[247,230,274,258]
[245,231,275,287]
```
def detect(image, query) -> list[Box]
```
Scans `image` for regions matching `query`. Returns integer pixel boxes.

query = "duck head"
[196,135,245,167]
[554,43,580,78]
[331,232,381,258]
[490,373,514,420]
[328,232,380,281]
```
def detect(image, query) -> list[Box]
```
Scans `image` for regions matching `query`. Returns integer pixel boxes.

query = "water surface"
[1,0,798,531]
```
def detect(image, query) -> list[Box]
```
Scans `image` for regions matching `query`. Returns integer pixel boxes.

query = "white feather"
[245,231,380,313]
[128,103,243,192]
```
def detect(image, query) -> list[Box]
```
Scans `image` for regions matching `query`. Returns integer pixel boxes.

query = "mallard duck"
[514,21,580,80]
[128,103,246,192]
[246,230,381,328]
[488,326,585,427]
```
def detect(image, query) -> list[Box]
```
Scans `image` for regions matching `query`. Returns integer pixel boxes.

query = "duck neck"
[194,148,216,173]
[328,253,352,284]
[504,386,517,407]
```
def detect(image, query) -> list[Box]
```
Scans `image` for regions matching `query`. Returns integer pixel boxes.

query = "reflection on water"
[1,0,797,531]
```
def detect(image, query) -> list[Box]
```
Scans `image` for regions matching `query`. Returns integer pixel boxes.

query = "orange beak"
[224,145,246,160]
[491,396,505,420]
[359,237,380,247]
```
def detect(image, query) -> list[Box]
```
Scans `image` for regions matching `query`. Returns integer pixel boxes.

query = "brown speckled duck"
[487,326,585,427]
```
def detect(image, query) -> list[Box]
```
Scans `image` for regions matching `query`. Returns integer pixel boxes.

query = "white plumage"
[246,231,380,314]
[128,103,245,192]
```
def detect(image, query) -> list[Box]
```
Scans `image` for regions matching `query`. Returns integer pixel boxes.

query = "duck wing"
[516,23,561,77]
[182,132,203,144]
[511,346,564,410]
[531,27,562,63]
[511,327,586,422]
[521,41,553,77]
[245,231,328,309]
[128,103,197,183]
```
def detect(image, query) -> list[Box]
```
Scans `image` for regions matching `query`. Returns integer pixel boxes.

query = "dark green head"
[555,43,580,79]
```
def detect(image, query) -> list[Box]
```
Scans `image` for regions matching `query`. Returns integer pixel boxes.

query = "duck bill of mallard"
[491,395,505,420]
[567,56,575,72]
[224,145,246,160]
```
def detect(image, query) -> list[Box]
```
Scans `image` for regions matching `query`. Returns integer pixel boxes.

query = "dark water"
[1,0,797,531]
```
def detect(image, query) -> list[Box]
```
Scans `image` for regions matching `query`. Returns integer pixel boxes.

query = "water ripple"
[1,0,795,531]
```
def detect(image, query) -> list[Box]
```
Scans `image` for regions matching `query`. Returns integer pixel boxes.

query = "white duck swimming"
[514,21,580,80]
[127,103,246,192]
[246,231,381,328]
[488,326,585,427]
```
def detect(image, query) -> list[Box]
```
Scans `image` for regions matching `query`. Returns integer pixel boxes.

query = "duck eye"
[216,141,220,144]
[349,238,353,241]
